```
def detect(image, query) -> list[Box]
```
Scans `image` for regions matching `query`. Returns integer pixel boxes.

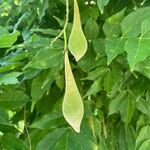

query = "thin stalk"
[51,0,69,47]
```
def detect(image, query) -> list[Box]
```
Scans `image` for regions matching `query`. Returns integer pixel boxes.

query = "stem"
[24,106,32,150]
[88,117,98,150]
[51,0,69,47]
[102,119,107,139]
[64,30,67,52]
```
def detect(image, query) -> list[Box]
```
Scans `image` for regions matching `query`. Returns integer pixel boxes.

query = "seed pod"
[62,52,84,133]
[69,0,88,61]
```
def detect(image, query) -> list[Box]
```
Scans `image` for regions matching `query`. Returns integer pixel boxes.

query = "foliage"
[0,0,150,149]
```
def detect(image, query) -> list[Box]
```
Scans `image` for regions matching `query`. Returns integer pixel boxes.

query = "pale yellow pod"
[62,52,84,133]
[68,0,88,61]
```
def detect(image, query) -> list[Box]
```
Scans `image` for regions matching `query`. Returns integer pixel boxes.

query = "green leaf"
[5,50,29,63]
[136,98,150,116]
[0,88,29,109]
[36,128,66,150]
[0,26,9,35]
[38,0,49,21]
[0,107,10,125]
[83,67,108,81]
[25,48,63,70]
[0,72,22,85]
[84,78,102,97]
[97,0,110,14]
[99,139,111,150]
[26,130,49,150]
[103,8,125,37]
[1,133,29,150]
[30,112,65,129]
[121,7,150,37]
[120,95,134,125]
[36,125,94,150]
[138,139,150,150]
[103,67,122,94]
[125,18,150,70]
[0,124,18,134]
[0,62,22,73]
[62,52,84,133]
[78,47,103,72]
[68,0,88,61]
[84,18,99,40]
[105,37,126,65]
[0,30,20,48]
[92,38,105,56]
[31,71,54,101]
[135,57,150,79]
[125,38,150,71]
[135,126,150,150]
[109,91,127,115]
[118,125,135,150]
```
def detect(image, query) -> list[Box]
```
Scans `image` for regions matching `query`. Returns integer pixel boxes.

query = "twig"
[24,106,32,150]
[50,0,69,47]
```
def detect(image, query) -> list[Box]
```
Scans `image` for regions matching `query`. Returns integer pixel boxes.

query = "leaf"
[30,112,65,129]
[84,78,102,97]
[83,67,108,81]
[135,57,150,79]
[31,71,54,101]
[109,91,127,115]
[84,18,99,40]
[121,7,150,37]
[62,52,84,133]
[135,126,150,150]
[125,18,150,70]
[0,88,29,109]
[0,26,9,35]
[38,0,49,22]
[36,128,66,150]
[68,0,88,61]
[0,124,18,134]
[138,139,150,150]
[0,62,22,73]
[99,139,111,150]
[5,50,29,63]
[26,130,49,150]
[31,28,60,36]
[105,37,126,65]
[103,67,122,94]
[78,47,103,72]
[136,98,150,116]
[1,133,29,150]
[97,0,110,14]
[36,125,94,150]
[0,30,20,48]
[0,107,10,125]
[23,68,41,81]
[92,38,105,56]
[120,95,134,125]
[103,8,125,37]
[25,48,63,70]
[118,125,135,150]
[125,38,150,71]
[0,72,22,85]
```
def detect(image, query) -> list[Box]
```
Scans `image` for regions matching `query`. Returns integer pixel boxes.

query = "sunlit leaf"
[25,48,63,70]
[0,30,20,48]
